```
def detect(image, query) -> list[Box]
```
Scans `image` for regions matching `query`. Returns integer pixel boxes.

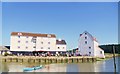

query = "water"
[0,57,119,72]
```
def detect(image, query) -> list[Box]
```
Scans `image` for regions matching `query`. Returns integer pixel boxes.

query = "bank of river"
[0,57,119,72]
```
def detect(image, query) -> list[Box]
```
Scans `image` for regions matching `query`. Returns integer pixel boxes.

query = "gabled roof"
[80,31,98,42]
[11,32,56,38]
[56,39,66,45]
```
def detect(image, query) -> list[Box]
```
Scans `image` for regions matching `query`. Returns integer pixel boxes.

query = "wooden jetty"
[1,56,97,63]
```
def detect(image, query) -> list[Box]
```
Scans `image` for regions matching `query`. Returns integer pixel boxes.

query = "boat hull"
[23,65,43,71]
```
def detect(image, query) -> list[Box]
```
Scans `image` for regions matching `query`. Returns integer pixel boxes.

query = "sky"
[2,2,118,49]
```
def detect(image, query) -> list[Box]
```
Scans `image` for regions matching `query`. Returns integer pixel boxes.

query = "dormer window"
[47,34,51,37]
[85,33,87,35]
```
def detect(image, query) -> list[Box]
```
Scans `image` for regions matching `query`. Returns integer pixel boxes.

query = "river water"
[0,57,119,72]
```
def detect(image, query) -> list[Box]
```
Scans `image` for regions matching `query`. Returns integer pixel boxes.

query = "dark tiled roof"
[11,32,56,38]
[56,40,66,45]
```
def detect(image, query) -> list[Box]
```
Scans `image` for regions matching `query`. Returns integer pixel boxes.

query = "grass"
[104,53,120,58]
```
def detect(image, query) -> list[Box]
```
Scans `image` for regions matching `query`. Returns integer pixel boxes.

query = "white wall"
[78,32,94,56]
[36,37,56,51]
[10,35,66,52]
[56,44,66,52]
[78,32,105,58]
[94,41,105,58]
[10,36,35,52]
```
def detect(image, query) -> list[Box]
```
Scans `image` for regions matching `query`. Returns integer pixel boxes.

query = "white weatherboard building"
[78,31,105,58]
[10,32,66,55]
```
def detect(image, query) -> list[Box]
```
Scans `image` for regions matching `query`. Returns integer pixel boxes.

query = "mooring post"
[16,58,18,62]
[22,59,23,62]
[113,45,116,74]
[77,58,78,63]
[39,59,41,63]
[5,59,6,62]
[10,58,12,62]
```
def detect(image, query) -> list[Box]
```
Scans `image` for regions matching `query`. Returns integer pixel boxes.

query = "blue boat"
[23,65,43,71]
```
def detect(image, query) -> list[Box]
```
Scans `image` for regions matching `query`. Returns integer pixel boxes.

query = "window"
[58,47,60,49]
[18,35,20,38]
[85,41,87,44]
[48,47,50,49]
[18,41,20,43]
[100,51,102,54]
[41,42,43,44]
[18,46,20,49]
[63,47,64,49]
[85,33,87,35]
[32,36,37,43]
[89,47,91,49]
[89,52,91,54]
[41,47,43,49]
[48,42,50,44]
[26,47,28,49]
[26,41,28,43]
[85,37,87,39]
[33,46,36,48]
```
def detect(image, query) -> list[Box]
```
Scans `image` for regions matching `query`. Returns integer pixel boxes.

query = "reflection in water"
[1,57,119,72]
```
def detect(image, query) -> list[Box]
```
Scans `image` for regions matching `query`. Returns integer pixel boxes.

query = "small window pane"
[48,42,50,44]
[48,47,50,49]
[18,41,20,43]
[33,46,36,48]
[89,47,91,49]
[18,46,20,49]
[89,52,91,54]
[85,41,87,44]
[41,42,43,44]
[26,41,28,43]
[58,47,60,49]
[85,37,87,39]
[41,47,43,49]
[18,36,20,38]
[26,47,28,49]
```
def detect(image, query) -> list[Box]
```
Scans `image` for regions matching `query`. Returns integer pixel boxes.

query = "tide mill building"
[78,31,105,58]
[10,32,67,55]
